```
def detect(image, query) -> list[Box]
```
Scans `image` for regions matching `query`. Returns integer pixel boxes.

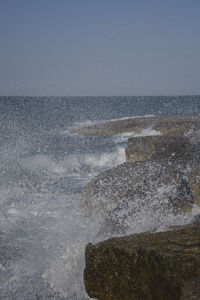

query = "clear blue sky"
[0,0,200,96]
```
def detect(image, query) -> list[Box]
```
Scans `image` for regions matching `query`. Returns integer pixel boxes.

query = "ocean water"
[0,96,200,299]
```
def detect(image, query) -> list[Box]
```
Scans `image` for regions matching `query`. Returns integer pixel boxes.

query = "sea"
[0,96,200,299]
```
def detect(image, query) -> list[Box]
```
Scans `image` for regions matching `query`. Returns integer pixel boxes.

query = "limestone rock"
[125,135,194,164]
[84,221,200,300]
[74,115,200,136]
[82,161,195,234]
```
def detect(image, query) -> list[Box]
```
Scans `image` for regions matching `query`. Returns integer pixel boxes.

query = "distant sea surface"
[0,96,200,299]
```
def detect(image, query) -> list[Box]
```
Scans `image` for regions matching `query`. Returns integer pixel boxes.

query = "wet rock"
[181,278,200,299]
[74,115,200,136]
[82,126,200,235]
[84,221,200,300]
[125,135,194,164]
[192,214,200,224]
[82,160,195,234]
[188,168,200,207]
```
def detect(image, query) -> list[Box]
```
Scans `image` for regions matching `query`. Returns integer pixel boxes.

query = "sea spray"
[1,96,200,299]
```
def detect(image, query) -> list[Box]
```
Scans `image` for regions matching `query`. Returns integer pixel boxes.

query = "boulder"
[82,160,195,234]
[82,129,200,235]
[84,221,200,300]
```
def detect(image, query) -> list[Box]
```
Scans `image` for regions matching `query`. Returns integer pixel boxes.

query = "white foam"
[41,206,101,298]
[114,127,161,144]
[70,115,155,130]
[108,114,155,122]
[59,115,155,136]
[58,119,105,136]
[83,147,126,169]
[191,204,200,217]
[2,113,198,299]
[21,147,125,181]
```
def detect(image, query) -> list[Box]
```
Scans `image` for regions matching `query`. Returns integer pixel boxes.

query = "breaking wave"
[1,97,200,299]
[114,127,161,144]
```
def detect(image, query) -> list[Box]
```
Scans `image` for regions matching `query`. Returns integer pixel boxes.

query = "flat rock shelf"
[84,221,200,300]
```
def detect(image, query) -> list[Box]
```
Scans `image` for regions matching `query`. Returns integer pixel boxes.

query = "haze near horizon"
[0,0,200,96]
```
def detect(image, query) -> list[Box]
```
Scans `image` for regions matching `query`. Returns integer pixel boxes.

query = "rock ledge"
[84,221,200,300]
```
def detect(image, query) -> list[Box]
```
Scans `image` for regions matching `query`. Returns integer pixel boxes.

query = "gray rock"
[82,160,195,234]
[125,135,196,164]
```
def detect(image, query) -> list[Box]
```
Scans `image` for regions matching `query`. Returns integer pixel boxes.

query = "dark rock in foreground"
[84,221,200,300]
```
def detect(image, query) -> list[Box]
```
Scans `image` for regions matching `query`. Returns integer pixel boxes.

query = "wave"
[82,147,126,169]
[21,147,126,180]
[114,127,161,144]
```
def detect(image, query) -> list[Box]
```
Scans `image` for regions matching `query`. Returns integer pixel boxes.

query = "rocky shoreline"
[73,115,200,136]
[84,220,200,300]
[82,115,200,299]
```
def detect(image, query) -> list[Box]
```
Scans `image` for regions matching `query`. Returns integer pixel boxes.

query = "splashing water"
[1,97,200,299]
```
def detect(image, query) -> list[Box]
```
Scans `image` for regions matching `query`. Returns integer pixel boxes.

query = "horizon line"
[0,94,200,98]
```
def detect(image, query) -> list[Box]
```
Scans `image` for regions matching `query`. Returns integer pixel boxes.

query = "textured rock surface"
[188,168,200,207]
[84,221,200,300]
[74,115,200,136]
[82,160,196,234]
[82,129,200,234]
[82,115,200,299]
[125,135,195,164]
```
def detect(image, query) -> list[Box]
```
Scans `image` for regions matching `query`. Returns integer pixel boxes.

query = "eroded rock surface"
[82,160,198,234]
[74,115,200,136]
[84,221,200,300]
[125,135,196,164]
[82,128,200,235]
[82,115,200,299]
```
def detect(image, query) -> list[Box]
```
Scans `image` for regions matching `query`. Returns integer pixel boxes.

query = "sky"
[0,0,200,96]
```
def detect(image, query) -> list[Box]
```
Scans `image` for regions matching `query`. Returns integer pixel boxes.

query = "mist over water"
[0,96,200,299]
